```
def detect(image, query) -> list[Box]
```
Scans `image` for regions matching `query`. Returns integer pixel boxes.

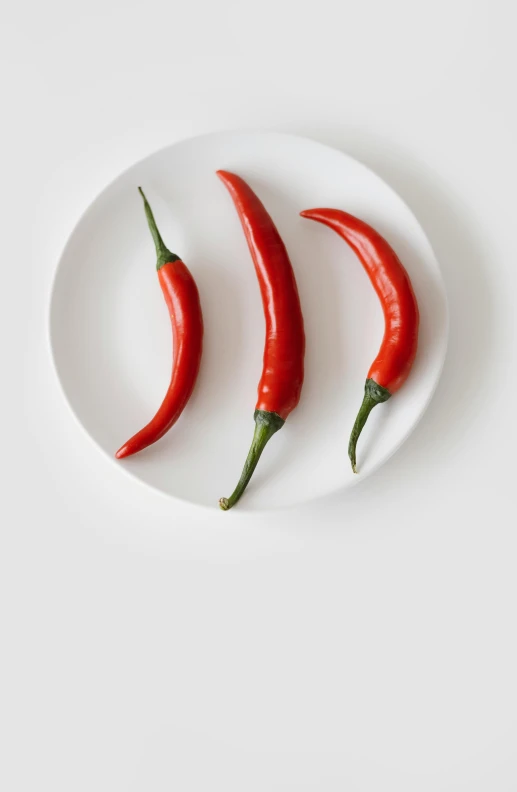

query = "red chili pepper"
[300,208,419,473]
[115,188,203,459]
[218,171,305,510]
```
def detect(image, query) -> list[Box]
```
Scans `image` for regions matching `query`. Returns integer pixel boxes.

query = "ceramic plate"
[49,131,448,510]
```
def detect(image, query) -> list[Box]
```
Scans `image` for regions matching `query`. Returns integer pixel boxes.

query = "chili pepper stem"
[219,410,285,511]
[348,379,391,473]
[138,187,180,270]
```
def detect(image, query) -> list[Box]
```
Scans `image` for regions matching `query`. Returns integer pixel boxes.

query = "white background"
[1,1,516,789]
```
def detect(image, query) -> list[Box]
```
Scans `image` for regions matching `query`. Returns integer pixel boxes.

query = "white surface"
[50,132,447,509]
[1,0,516,789]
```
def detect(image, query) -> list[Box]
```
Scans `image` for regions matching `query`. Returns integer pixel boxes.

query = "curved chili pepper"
[115,188,203,459]
[218,171,305,510]
[300,208,419,473]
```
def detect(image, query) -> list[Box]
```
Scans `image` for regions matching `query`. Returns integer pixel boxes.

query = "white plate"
[49,131,448,510]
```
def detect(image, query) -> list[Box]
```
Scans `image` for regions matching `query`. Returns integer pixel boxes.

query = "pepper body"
[218,170,305,419]
[300,208,419,471]
[116,190,203,460]
[218,170,305,509]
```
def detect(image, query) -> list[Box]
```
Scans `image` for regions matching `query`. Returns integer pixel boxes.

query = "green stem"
[348,379,391,474]
[219,410,285,511]
[138,187,180,270]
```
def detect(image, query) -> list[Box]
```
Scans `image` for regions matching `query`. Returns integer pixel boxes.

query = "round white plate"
[49,131,448,510]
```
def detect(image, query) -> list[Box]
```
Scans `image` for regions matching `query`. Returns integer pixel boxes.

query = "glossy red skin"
[218,171,305,420]
[301,209,419,394]
[115,260,203,459]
